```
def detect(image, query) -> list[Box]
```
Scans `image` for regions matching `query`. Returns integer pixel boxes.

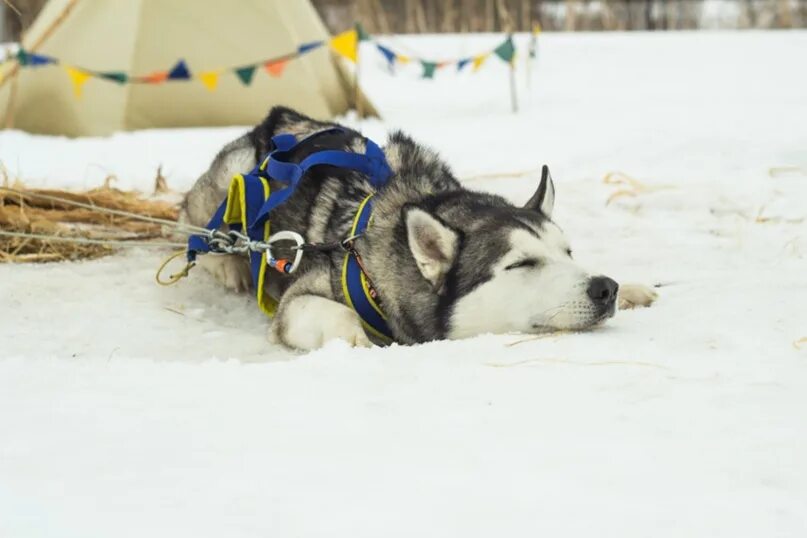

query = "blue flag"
[17,49,55,67]
[298,41,324,55]
[376,44,396,67]
[168,59,191,80]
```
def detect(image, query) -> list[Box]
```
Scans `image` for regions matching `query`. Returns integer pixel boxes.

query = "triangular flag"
[397,54,411,64]
[99,72,128,84]
[168,59,191,80]
[16,49,54,67]
[472,53,489,72]
[421,61,437,79]
[234,65,257,86]
[494,37,516,64]
[356,22,371,42]
[298,41,324,55]
[142,71,169,84]
[66,66,92,98]
[330,29,358,63]
[264,59,288,77]
[457,58,471,71]
[199,71,220,91]
[376,44,396,67]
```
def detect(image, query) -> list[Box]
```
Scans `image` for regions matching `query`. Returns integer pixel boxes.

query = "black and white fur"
[180,107,656,350]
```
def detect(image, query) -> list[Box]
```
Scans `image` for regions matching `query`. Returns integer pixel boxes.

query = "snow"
[1,31,807,537]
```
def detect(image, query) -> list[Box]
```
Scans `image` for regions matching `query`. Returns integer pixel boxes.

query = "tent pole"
[2,0,82,128]
[0,0,81,89]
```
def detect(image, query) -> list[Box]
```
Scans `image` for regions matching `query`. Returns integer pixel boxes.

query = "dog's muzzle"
[587,276,619,317]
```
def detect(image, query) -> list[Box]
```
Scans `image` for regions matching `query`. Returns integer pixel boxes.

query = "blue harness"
[187,128,395,342]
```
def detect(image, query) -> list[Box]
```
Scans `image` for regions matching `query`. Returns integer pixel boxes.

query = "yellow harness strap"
[222,174,278,317]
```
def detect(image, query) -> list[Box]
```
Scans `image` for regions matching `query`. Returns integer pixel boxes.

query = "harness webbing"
[341,194,394,343]
[186,128,395,342]
[187,172,276,315]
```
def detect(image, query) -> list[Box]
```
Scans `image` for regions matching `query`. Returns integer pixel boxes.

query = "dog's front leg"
[618,283,658,309]
[269,267,370,351]
[195,254,252,293]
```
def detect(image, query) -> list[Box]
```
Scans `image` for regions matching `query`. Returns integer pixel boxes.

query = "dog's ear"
[404,206,459,293]
[524,165,555,219]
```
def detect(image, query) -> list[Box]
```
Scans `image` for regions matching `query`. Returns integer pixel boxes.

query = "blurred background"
[3,0,807,40]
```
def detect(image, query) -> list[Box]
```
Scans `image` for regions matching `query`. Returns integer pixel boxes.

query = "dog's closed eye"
[505,258,540,271]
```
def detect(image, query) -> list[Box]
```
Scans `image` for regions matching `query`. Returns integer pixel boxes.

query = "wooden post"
[526,24,533,92]
[496,0,518,114]
[354,28,363,120]
[509,54,518,114]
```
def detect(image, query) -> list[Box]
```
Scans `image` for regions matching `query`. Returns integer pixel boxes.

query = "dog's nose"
[587,276,619,305]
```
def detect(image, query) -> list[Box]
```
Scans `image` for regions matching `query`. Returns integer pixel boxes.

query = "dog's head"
[401,166,618,340]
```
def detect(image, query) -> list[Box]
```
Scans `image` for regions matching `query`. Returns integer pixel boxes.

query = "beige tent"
[0,0,376,136]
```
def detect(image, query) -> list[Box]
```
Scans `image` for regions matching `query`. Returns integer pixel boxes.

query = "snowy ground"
[1,32,806,537]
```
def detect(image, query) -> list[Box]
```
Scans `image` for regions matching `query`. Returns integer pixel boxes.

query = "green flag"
[235,65,257,86]
[99,72,128,84]
[421,61,437,79]
[16,49,29,66]
[494,36,515,63]
[355,22,371,42]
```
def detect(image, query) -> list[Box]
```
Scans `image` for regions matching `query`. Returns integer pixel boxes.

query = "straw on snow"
[0,181,180,263]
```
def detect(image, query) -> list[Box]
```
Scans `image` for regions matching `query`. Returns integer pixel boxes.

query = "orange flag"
[143,71,169,84]
[264,59,289,77]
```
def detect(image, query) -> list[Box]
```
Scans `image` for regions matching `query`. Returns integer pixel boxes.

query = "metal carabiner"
[265,230,306,274]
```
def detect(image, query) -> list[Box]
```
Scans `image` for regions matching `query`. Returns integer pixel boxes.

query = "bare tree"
[312,0,807,34]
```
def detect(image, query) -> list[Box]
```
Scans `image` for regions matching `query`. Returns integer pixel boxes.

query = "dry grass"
[0,181,179,263]
[603,171,675,205]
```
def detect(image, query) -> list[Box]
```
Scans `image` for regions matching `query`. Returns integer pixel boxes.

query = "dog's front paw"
[270,296,372,351]
[618,283,658,310]
[197,254,252,293]
[319,312,372,348]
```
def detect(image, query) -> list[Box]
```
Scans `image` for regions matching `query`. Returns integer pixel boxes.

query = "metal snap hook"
[265,230,306,274]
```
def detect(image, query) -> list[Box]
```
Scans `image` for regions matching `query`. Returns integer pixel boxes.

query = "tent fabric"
[0,0,376,136]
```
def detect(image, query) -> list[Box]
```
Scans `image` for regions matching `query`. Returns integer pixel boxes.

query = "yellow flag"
[397,54,411,64]
[330,29,358,63]
[472,53,489,72]
[199,71,220,91]
[533,22,542,35]
[66,66,92,98]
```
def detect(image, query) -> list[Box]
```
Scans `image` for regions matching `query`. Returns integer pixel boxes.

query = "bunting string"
[2,23,537,98]
[344,22,519,79]
[4,41,326,98]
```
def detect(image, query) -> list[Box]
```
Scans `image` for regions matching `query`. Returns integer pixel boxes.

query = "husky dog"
[180,106,655,350]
